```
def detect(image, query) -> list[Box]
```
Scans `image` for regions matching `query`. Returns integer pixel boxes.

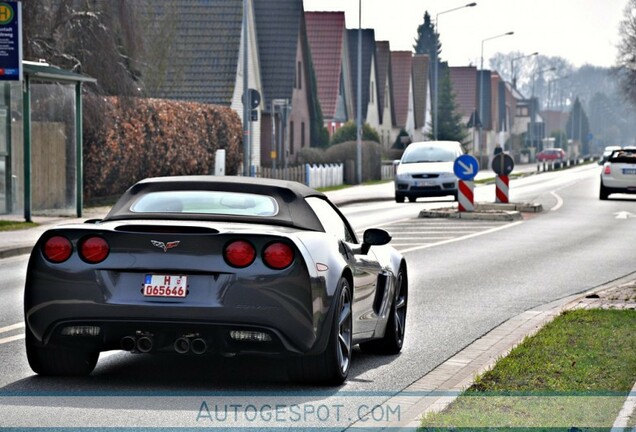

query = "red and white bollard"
[458,180,474,212]
[496,175,509,203]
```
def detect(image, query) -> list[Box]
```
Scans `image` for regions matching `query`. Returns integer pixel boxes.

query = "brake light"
[224,240,256,268]
[604,165,611,175]
[79,236,110,263]
[263,242,294,270]
[43,236,73,263]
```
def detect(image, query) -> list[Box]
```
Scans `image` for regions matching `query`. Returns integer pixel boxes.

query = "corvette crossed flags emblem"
[151,240,181,252]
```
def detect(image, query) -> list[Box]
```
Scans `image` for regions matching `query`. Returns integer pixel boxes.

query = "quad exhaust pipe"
[120,334,206,354]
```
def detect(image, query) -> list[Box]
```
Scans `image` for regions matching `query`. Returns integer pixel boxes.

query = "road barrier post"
[496,175,509,203]
[458,180,475,212]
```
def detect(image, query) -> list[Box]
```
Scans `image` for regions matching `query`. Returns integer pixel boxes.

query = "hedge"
[83,96,242,199]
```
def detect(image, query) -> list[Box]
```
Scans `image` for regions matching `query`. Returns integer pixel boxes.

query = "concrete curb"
[346,272,636,430]
[418,202,543,222]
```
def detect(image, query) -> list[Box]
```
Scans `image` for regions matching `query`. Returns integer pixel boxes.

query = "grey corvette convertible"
[25,176,407,384]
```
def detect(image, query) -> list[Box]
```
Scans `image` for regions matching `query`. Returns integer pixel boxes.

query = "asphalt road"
[0,164,635,428]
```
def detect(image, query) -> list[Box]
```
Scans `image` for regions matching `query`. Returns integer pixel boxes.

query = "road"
[0,164,635,428]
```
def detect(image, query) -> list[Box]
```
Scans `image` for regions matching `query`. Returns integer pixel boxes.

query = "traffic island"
[418,202,543,221]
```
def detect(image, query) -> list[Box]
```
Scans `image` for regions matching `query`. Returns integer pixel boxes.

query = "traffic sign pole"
[458,180,474,212]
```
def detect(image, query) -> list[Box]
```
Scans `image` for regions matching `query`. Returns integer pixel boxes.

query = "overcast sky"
[304,0,628,68]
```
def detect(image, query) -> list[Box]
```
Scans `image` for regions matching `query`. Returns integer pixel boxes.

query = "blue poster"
[0,1,21,81]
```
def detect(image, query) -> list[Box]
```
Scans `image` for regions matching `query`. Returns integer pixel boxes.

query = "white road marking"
[399,221,524,254]
[550,191,564,212]
[0,334,24,345]
[0,322,24,334]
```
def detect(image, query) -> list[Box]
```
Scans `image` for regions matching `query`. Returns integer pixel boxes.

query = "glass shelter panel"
[30,82,77,216]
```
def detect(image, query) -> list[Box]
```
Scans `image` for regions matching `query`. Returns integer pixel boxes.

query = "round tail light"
[263,242,294,270]
[224,240,256,268]
[43,236,73,263]
[79,236,110,263]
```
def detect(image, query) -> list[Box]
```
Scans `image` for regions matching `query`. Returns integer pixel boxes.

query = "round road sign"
[492,153,514,176]
[453,154,480,181]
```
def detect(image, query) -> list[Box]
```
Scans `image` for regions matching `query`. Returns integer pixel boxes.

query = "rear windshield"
[402,146,459,163]
[609,150,636,163]
[130,191,279,216]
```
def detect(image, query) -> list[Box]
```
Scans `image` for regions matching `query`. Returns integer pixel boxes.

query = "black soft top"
[103,176,328,231]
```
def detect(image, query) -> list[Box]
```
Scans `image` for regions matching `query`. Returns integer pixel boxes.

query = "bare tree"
[22,0,142,96]
[618,0,636,105]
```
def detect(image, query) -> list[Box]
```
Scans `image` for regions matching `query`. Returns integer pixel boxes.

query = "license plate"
[622,168,636,175]
[416,181,435,187]
[143,274,187,298]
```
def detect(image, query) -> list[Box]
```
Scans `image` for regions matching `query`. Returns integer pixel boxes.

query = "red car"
[536,148,566,162]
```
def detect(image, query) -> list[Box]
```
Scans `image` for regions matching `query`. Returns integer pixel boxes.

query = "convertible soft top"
[103,176,328,231]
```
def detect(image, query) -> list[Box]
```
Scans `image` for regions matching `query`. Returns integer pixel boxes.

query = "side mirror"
[393,159,400,166]
[361,228,392,254]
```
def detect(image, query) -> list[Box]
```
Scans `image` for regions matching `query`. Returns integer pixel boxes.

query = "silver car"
[394,141,464,203]
[600,148,636,200]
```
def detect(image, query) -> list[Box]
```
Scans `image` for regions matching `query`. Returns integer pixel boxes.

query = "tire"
[453,192,459,201]
[360,265,407,355]
[26,327,99,376]
[599,181,609,200]
[395,194,405,203]
[408,196,417,203]
[288,278,352,385]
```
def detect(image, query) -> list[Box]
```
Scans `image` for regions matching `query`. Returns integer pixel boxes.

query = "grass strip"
[0,220,38,231]
[420,309,636,430]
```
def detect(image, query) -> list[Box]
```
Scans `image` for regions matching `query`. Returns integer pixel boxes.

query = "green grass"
[0,220,38,231]
[420,309,636,429]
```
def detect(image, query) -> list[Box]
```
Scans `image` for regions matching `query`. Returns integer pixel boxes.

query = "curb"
[347,272,636,430]
[418,202,543,222]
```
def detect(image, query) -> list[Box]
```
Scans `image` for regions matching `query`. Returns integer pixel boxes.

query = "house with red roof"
[305,12,354,136]
[347,29,379,139]
[390,51,413,145]
[375,41,395,149]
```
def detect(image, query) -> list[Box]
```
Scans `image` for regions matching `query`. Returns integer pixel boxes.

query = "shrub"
[330,121,381,146]
[83,96,242,199]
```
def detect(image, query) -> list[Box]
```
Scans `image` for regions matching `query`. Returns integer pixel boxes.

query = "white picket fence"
[252,163,344,189]
[305,163,343,189]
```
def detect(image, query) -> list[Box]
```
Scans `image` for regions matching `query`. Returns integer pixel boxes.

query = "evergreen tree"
[413,12,441,59]
[428,71,468,148]
[566,97,591,154]
[413,12,441,109]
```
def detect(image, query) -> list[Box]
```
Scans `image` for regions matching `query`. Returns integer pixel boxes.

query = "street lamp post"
[433,2,477,140]
[478,31,513,157]
[356,0,362,184]
[510,51,538,90]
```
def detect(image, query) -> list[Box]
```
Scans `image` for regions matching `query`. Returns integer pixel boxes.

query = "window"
[130,191,279,217]
[289,121,295,155]
[305,197,356,243]
[297,61,302,89]
[301,122,305,148]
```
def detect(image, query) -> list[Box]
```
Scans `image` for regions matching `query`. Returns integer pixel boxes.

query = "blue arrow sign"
[453,154,480,181]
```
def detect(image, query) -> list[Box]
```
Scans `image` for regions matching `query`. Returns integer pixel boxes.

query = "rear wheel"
[360,265,407,354]
[599,181,610,200]
[26,327,99,376]
[288,278,352,385]
[408,196,417,203]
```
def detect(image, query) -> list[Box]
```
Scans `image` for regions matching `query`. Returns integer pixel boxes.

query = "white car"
[394,141,463,203]
[600,148,636,200]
